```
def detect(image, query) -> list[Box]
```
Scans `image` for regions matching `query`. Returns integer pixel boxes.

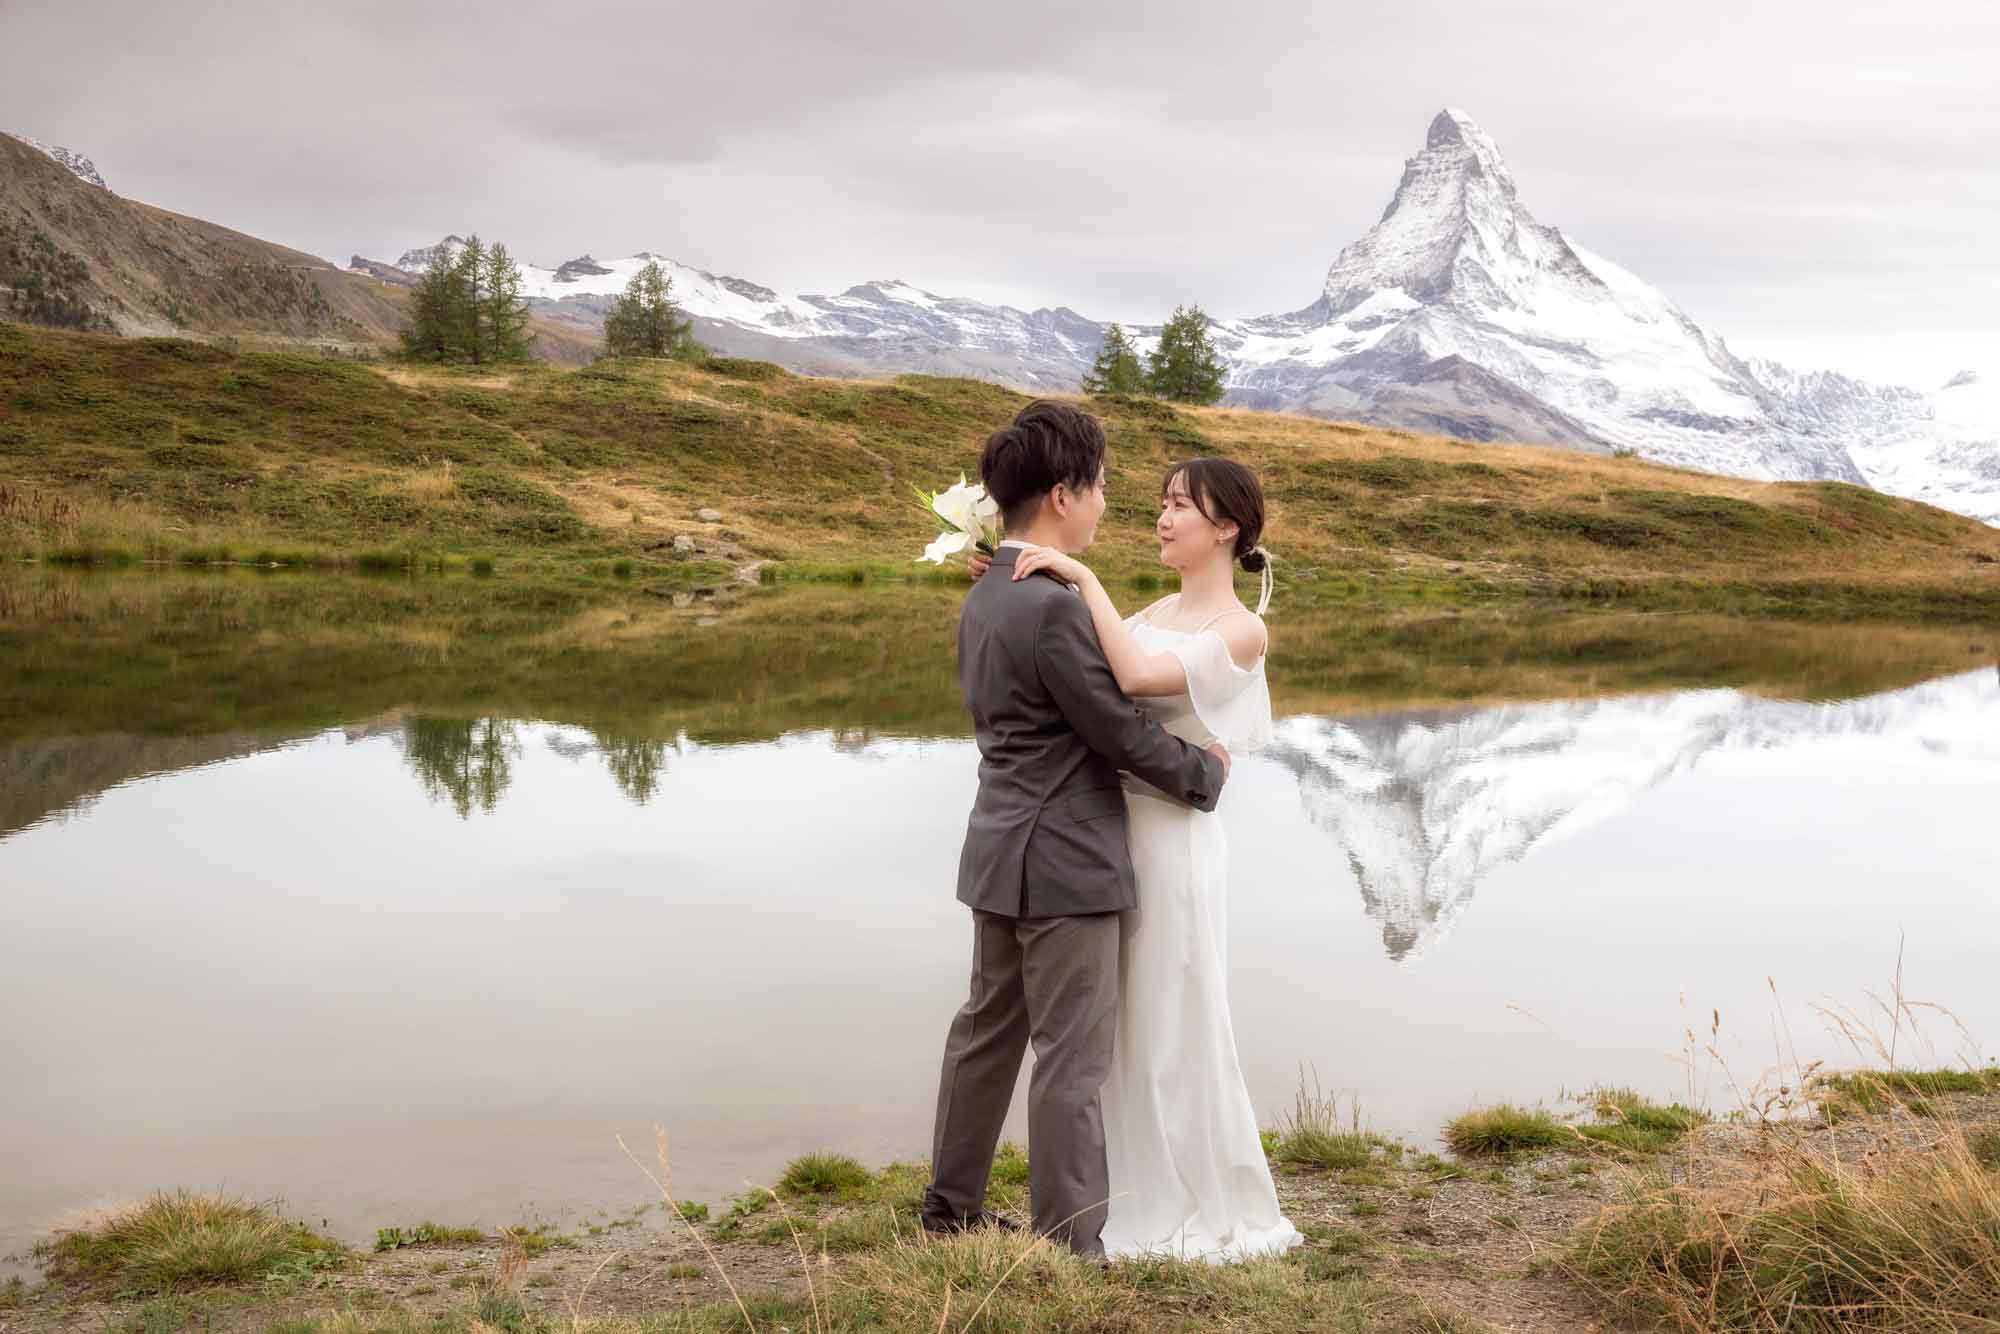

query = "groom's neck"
[1007,517,1076,553]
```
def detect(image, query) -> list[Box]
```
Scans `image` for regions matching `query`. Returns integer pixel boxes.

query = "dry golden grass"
[1572,1120,2000,1332]
[1570,960,2000,1331]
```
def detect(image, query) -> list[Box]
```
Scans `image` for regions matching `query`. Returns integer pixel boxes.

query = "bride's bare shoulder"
[1211,608,1268,669]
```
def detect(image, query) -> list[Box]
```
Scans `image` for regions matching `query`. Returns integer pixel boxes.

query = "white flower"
[919,530,971,564]
[930,475,985,536]
[914,472,1002,562]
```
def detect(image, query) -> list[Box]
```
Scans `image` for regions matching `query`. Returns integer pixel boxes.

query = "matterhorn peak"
[1317,107,1598,318]
[1943,369,1981,391]
[1426,106,1481,148]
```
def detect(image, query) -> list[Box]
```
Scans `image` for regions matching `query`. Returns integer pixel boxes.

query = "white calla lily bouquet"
[914,474,1002,564]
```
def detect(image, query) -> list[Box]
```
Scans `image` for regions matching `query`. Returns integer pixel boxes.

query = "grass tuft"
[1576,1087,1708,1155]
[372,1222,486,1251]
[777,1151,873,1198]
[1271,1076,1388,1171]
[32,1191,344,1294]
[1443,1105,1569,1157]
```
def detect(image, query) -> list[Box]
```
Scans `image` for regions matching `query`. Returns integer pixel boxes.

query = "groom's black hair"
[980,400,1106,531]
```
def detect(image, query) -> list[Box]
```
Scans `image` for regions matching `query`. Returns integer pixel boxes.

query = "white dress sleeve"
[1164,629,1274,754]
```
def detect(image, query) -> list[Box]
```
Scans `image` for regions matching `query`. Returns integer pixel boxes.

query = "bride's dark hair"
[1163,458,1267,573]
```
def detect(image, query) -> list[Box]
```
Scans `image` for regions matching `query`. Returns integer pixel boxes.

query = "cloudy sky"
[5,0,1995,385]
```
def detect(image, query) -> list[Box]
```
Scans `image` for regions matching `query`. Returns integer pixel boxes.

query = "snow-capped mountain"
[1265,665,2000,964]
[355,107,1998,520]
[394,235,466,274]
[1210,109,1878,484]
[9,133,109,190]
[351,240,1104,388]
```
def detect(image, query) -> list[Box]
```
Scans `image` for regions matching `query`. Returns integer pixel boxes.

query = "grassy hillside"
[3,321,1998,615]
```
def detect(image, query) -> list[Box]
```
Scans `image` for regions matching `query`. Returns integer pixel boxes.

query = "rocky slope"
[1,131,408,345]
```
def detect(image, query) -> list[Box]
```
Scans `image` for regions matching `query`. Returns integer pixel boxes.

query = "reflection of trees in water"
[402,718,522,818]
[592,731,668,804]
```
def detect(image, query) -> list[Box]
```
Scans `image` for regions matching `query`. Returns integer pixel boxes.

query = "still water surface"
[4,588,1998,1265]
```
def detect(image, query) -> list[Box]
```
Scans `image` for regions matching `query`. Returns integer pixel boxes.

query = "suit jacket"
[954,545,1223,917]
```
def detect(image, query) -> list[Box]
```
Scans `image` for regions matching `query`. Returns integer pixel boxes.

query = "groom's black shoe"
[919,1208,1022,1236]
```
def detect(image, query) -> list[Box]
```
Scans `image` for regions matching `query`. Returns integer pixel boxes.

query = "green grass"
[1270,1076,1396,1172]
[6,320,2000,620]
[500,1224,574,1258]
[1576,1088,1708,1154]
[372,1222,486,1251]
[1813,1066,2000,1122]
[31,1191,347,1295]
[1442,1105,1570,1157]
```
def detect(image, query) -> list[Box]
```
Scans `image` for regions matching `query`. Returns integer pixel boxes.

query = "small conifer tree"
[451,235,489,364]
[1146,304,1227,404]
[1081,323,1146,396]
[603,260,703,360]
[400,259,458,360]
[481,243,532,362]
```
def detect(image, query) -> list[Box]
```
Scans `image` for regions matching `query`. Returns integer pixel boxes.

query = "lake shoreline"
[6,1075,1997,1333]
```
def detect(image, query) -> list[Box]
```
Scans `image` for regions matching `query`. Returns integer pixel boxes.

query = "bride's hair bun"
[1239,547,1268,575]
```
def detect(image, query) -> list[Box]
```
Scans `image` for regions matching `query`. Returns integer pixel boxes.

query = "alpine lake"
[4,565,1998,1273]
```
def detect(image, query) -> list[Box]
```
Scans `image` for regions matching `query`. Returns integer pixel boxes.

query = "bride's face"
[1156,474,1235,572]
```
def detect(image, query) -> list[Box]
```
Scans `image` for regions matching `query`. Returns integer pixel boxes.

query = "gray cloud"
[3,0,1996,384]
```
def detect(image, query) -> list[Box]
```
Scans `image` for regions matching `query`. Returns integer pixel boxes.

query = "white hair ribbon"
[1251,547,1274,616]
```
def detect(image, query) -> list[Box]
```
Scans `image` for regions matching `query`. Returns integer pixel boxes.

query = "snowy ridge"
[358,240,1105,388]
[10,134,109,190]
[1264,666,2000,964]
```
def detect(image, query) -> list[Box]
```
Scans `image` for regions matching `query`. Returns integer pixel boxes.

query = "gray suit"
[924,545,1223,1255]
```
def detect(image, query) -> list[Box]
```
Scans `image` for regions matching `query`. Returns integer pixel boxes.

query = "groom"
[919,400,1229,1257]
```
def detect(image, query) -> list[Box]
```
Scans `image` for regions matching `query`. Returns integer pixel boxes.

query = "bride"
[975,456,1302,1263]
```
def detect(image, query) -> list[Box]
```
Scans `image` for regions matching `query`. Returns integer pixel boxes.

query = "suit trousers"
[923,908,1120,1256]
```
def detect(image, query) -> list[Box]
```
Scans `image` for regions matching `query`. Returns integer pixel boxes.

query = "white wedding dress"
[1099,597,1304,1263]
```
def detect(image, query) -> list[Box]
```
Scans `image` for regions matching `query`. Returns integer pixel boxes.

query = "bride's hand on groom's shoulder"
[1011,545,1090,587]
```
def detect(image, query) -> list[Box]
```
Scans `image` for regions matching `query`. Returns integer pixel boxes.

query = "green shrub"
[704,357,789,381]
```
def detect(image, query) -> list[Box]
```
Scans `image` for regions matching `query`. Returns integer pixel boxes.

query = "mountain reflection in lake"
[4,663,1997,1265]
[1266,663,2000,964]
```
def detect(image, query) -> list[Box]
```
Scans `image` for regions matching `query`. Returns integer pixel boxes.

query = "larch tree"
[1081,322,1146,396]
[603,259,702,360]
[1146,304,1227,405]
